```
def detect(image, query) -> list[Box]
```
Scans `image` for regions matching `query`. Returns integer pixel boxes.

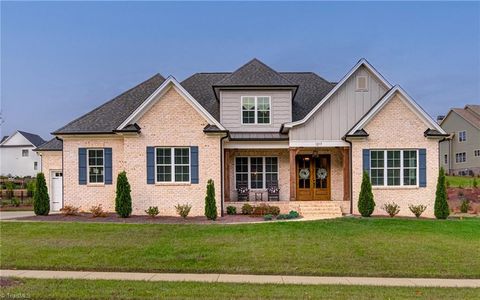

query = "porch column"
[224,149,231,202]
[289,148,297,201]
[343,147,350,201]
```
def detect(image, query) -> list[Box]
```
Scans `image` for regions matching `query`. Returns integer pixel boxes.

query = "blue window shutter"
[419,149,427,187]
[191,146,199,184]
[79,148,87,185]
[362,149,370,175]
[104,148,112,185]
[146,147,155,184]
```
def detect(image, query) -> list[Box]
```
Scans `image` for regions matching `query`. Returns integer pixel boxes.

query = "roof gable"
[346,86,446,136]
[441,105,480,130]
[35,138,63,151]
[0,130,45,147]
[117,77,225,131]
[284,59,392,128]
[214,58,295,87]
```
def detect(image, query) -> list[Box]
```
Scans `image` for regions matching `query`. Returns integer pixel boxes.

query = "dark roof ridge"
[53,73,164,134]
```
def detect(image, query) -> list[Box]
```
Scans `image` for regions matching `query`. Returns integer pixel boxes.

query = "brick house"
[35,59,447,217]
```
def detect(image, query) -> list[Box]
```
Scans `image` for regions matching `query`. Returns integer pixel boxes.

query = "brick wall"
[351,94,440,218]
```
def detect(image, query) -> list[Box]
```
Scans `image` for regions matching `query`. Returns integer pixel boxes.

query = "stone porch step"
[290,201,343,219]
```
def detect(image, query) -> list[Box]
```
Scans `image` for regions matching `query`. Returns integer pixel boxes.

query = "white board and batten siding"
[220,90,292,132]
[290,66,389,143]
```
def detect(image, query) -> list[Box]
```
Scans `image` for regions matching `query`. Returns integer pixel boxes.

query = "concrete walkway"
[1,270,479,288]
[0,211,35,220]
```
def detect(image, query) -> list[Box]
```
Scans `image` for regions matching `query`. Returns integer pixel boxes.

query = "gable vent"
[356,76,368,91]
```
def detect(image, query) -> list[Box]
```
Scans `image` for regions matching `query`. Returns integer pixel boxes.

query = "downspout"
[220,133,229,217]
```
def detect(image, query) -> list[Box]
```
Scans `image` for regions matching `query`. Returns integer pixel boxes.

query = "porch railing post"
[289,148,297,201]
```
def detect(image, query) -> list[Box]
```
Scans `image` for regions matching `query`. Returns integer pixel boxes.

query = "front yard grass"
[1,278,479,300]
[1,218,479,278]
[446,175,478,188]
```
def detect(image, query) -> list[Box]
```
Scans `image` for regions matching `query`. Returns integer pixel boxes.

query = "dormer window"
[356,75,368,91]
[241,96,271,124]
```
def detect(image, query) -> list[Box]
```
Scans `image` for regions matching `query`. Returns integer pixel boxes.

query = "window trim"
[369,149,419,188]
[240,96,272,125]
[444,154,448,165]
[455,152,467,164]
[33,161,38,171]
[155,147,191,184]
[356,75,368,92]
[22,149,29,157]
[87,148,105,184]
[458,131,467,142]
[234,156,279,190]
[474,150,480,157]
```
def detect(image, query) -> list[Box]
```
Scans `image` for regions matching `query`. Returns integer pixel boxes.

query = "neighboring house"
[439,105,480,176]
[0,130,45,177]
[35,58,447,217]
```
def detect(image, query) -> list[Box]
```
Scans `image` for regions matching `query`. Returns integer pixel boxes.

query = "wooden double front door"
[296,155,331,201]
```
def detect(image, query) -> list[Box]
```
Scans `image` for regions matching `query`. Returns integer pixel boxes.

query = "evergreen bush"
[434,167,450,219]
[33,173,49,215]
[358,171,375,217]
[204,179,217,220]
[115,171,132,218]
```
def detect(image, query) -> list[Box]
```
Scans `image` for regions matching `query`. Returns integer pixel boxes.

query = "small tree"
[358,171,375,217]
[115,171,132,218]
[33,173,49,215]
[204,179,218,220]
[434,167,450,219]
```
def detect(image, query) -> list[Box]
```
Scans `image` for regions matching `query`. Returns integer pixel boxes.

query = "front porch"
[223,147,352,215]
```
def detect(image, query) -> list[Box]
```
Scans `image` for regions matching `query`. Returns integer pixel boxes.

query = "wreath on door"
[317,168,328,180]
[299,168,310,179]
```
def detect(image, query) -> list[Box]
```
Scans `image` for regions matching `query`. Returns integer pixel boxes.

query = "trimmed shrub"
[263,214,273,221]
[175,203,192,219]
[33,173,49,216]
[382,202,400,217]
[226,206,237,215]
[289,210,300,219]
[358,171,375,217]
[460,200,470,213]
[26,179,36,197]
[90,204,107,217]
[253,204,280,216]
[115,171,132,218]
[408,204,427,218]
[241,203,253,215]
[60,205,80,216]
[204,179,217,220]
[10,198,20,207]
[145,206,159,218]
[277,211,300,220]
[434,167,450,219]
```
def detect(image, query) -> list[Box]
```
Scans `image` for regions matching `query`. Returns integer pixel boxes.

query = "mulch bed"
[448,187,480,214]
[0,277,22,288]
[13,213,265,224]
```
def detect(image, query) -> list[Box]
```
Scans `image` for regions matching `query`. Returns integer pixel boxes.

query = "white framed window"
[241,96,271,124]
[474,150,480,157]
[356,75,368,91]
[235,156,278,189]
[370,150,418,187]
[87,149,104,183]
[444,154,448,164]
[458,131,467,142]
[22,149,29,157]
[34,162,38,170]
[155,147,190,183]
[455,152,466,163]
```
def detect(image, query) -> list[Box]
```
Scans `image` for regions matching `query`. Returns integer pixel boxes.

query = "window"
[455,152,466,163]
[474,150,480,157]
[155,147,190,183]
[444,154,448,164]
[87,149,104,183]
[241,96,271,124]
[370,150,418,187]
[33,162,38,170]
[22,149,29,157]
[235,157,278,189]
[458,131,467,142]
[356,75,368,91]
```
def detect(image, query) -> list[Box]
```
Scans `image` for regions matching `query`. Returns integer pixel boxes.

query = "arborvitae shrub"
[358,171,375,217]
[33,173,49,216]
[434,167,450,219]
[204,179,218,220]
[115,171,132,218]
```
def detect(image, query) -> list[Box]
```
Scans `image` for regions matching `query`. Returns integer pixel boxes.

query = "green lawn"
[446,175,478,188]
[1,278,479,300]
[1,218,480,278]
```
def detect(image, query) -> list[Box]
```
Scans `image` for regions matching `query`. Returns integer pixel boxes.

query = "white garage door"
[51,171,63,211]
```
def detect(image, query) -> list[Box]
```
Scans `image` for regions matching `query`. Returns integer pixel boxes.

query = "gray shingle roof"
[18,131,45,147]
[53,74,165,134]
[35,138,63,151]
[214,59,295,87]
[452,106,480,129]
[0,136,9,143]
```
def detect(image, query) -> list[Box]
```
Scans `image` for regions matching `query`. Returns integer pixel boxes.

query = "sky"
[1,1,479,140]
